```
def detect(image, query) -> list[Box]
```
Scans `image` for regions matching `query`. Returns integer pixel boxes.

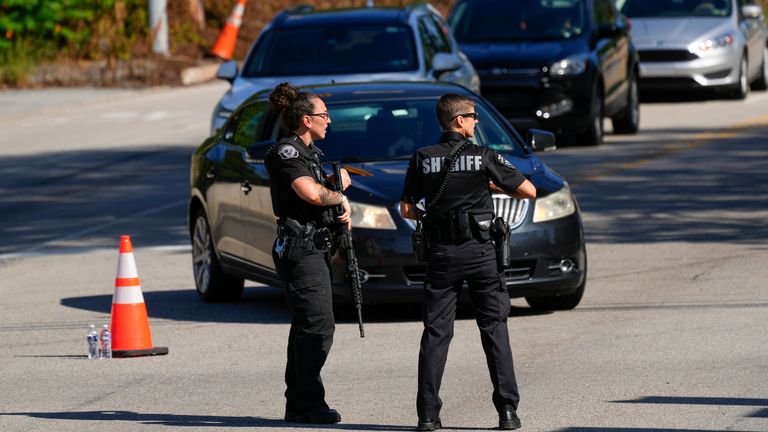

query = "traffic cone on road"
[110,235,168,358]
[210,0,247,60]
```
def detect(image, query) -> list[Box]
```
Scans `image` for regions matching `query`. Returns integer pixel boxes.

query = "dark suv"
[448,0,640,145]
[188,81,587,311]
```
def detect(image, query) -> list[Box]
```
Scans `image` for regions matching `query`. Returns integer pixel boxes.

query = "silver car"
[210,4,480,133]
[618,0,768,98]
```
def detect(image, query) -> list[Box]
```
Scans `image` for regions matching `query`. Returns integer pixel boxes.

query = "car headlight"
[533,186,576,223]
[549,54,588,76]
[694,33,734,53]
[350,201,397,230]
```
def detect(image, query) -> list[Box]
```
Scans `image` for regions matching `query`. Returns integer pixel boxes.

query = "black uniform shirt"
[265,135,328,225]
[401,131,527,218]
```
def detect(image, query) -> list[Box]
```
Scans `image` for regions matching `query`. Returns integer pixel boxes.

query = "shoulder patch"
[496,153,513,168]
[278,145,299,160]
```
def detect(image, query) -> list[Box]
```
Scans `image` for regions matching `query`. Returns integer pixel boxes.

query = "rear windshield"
[450,0,587,42]
[242,25,418,77]
[618,0,732,18]
[274,99,524,162]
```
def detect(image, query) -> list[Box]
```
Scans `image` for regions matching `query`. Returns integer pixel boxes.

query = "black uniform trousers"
[417,238,520,419]
[273,245,335,415]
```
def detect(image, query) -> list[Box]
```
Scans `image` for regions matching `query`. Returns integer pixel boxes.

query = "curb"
[181,63,220,86]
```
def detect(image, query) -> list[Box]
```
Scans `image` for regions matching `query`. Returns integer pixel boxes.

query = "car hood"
[337,154,564,205]
[630,17,733,47]
[220,72,425,112]
[459,38,586,69]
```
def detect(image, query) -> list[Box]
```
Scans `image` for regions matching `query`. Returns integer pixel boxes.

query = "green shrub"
[0,0,149,84]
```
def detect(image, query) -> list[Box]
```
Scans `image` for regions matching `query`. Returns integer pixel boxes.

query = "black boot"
[416,416,442,431]
[498,406,521,430]
[289,408,341,424]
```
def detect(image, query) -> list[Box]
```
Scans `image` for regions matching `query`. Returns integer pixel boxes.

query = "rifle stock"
[332,163,365,338]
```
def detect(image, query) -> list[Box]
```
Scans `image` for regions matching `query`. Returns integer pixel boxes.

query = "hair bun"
[269,82,300,111]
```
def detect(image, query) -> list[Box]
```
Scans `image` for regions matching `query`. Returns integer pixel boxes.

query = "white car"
[210,4,480,134]
[618,0,768,98]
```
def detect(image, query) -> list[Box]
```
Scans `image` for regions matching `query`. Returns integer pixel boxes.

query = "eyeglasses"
[454,112,478,120]
[308,112,331,121]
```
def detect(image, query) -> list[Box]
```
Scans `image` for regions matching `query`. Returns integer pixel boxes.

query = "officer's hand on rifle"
[338,195,352,230]
[327,168,351,191]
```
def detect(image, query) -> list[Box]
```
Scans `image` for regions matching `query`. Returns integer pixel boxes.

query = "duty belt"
[277,218,333,251]
[424,211,492,243]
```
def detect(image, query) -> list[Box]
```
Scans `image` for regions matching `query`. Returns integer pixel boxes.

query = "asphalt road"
[0,82,766,432]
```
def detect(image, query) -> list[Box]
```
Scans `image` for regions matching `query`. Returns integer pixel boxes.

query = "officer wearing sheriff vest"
[400,93,537,431]
[265,82,351,425]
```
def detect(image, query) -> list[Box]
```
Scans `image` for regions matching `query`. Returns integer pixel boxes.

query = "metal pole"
[148,0,169,56]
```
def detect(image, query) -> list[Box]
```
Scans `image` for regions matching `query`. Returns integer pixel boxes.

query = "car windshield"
[288,99,524,162]
[242,25,417,77]
[618,0,732,18]
[450,0,587,42]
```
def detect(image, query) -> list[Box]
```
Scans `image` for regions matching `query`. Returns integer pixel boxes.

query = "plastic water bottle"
[87,324,99,359]
[99,324,112,359]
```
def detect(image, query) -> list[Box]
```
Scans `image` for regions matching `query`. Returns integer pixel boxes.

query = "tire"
[191,209,244,302]
[729,56,749,100]
[611,74,640,134]
[751,46,768,91]
[525,258,587,311]
[575,86,603,146]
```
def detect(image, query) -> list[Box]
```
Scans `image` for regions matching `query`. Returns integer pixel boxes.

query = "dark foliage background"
[0,0,454,87]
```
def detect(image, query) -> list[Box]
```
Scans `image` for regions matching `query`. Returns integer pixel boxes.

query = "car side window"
[593,0,616,27]
[418,16,450,68]
[425,16,452,53]
[231,102,268,148]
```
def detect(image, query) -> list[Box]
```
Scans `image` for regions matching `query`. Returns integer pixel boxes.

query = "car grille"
[638,50,698,62]
[639,77,701,88]
[477,67,541,78]
[493,195,529,229]
[503,260,536,281]
[404,260,535,284]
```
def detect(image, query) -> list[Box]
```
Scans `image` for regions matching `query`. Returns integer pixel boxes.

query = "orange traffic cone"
[210,0,247,60]
[110,235,168,358]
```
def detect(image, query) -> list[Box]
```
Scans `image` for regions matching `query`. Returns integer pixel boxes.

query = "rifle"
[332,162,365,338]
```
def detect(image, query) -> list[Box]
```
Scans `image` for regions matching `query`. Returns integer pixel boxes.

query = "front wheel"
[751,47,768,91]
[728,56,749,100]
[191,210,244,302]
[612,74,640,134]
[575,87,603,146]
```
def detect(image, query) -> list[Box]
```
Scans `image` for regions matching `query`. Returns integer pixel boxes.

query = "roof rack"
[273,4,315,28]
[286,4,314,14]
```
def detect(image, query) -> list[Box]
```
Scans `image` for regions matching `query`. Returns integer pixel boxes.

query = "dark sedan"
[188,82,586,311]
[448,0,640,146]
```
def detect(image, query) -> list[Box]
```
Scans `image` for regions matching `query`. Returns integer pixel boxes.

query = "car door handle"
[240,182,252,194]
[206,168,216,179]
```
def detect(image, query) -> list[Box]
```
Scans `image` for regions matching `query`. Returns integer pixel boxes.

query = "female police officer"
[265,82,351,424]
[400,94,536,431]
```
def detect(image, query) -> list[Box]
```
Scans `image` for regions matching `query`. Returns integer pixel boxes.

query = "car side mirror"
[432,52,462,76]
[528,129,556,152]
[741,4,763,20]
[216,60,238,84]
[595,24,623,39]
[246,140,276,162]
